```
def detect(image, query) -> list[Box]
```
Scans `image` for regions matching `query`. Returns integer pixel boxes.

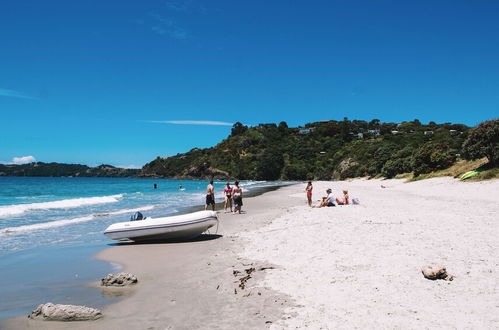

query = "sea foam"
[1,205,156,234]
[0,194,124,217]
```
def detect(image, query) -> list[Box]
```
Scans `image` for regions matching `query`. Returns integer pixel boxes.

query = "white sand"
[240,178,499,329]
[3,178,498,329]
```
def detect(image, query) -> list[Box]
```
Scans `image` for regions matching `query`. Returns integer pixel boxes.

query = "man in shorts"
[205,180,215,211]
[319,188,336,207]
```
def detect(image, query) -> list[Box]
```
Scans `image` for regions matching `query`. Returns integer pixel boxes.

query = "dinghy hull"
[103,210,218,241]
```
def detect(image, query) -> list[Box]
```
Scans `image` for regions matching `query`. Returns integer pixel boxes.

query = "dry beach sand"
[2,178,498,329]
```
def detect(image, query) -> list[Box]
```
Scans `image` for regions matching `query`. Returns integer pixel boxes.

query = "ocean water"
[0,177,285,319]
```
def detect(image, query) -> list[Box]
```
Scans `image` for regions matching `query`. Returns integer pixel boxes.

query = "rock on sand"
[29,303,102,321]
[101,272,138,287]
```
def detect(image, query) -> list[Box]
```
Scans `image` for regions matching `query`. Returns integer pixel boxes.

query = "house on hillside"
[424,131,434,135]
[258,123,277,128]
[349,132,363,140]
[298,128,314,135]
[367,129,380,136]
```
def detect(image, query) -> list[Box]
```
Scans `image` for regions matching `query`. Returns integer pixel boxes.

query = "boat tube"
[103,210,218,241]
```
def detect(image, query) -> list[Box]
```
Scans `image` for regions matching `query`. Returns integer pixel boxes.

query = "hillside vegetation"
[142,118,497,180]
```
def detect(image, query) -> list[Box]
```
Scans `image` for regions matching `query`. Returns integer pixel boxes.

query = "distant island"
[2,118,496,181]
[0,163,140,178]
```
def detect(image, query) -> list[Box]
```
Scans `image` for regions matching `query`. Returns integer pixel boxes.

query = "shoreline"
[0,182,296,329]
[3,177,498,329]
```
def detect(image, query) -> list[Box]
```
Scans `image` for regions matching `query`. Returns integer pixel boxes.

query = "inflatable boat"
[103,210,218,241]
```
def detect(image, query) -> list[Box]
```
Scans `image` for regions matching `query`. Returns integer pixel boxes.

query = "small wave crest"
[1,205,156,234]
[0,194,124,217]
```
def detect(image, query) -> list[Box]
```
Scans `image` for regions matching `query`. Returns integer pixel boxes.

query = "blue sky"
[1,0,498,167]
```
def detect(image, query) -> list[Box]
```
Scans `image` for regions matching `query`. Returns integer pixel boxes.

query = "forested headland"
[142,118,498,181]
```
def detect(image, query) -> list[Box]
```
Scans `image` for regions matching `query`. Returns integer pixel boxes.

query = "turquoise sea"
[0,177,285,319]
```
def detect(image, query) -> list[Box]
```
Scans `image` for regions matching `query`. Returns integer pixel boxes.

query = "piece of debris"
[239,275,252,289]
[233,270,241,277]
[234,288,237,294]
[101,272,138,287]
[421,265,454,281]
[29,303,102,321]
[245,267,256,275]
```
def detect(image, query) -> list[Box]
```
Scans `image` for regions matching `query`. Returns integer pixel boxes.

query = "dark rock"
[101,272,138,287]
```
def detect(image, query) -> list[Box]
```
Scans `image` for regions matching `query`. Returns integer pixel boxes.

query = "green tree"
[255,150,284,180]
[231,122,248,136]
[462,119,499,165]
[412,142,455,176]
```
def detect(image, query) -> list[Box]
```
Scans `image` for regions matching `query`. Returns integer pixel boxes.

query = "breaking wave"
[1,205,156,234]
[0,194,124,217]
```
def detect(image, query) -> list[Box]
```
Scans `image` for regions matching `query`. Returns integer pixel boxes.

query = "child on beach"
[305,181,313,207]
[336,190,349,205]
[224,182,233,213]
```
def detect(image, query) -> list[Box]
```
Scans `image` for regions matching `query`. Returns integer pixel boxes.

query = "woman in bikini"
[223,182,233,213]
[305,181,313,207]
[336,190,349,205]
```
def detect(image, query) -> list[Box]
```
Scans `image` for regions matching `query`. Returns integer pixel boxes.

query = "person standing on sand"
[223,182,233,213]
[205,180,215,211]
[305,181,313,207]
[232,181,243,214]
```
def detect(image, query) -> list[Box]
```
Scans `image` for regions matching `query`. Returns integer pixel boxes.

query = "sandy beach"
[2,178,498,329]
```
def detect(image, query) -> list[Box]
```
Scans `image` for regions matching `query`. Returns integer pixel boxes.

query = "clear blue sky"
[1,0,498,167]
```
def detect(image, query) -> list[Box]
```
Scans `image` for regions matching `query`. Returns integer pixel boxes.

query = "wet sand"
[2,186,296,330]
[3,178,498,329]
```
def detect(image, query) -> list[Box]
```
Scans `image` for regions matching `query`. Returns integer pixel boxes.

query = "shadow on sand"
[106,234,223,246]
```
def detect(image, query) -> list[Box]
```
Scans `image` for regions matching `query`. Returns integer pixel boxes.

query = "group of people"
[205,180,243,214]
[305,181,349,207]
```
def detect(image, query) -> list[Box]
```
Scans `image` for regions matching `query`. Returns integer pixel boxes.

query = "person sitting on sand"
[224,182,233,213]
[305,181,313,207]
[319,188,335,207]
[233,181,243,214]
[336,190,349,205]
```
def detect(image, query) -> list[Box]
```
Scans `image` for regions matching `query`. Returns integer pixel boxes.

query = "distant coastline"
[0,163,140,178]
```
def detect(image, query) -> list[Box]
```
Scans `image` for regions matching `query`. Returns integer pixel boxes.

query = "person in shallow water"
[205,180,215,211]
[232,181,243,214]
[223,182,233,213]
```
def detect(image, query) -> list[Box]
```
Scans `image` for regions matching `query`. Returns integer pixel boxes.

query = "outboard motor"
[130,211,144,221]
